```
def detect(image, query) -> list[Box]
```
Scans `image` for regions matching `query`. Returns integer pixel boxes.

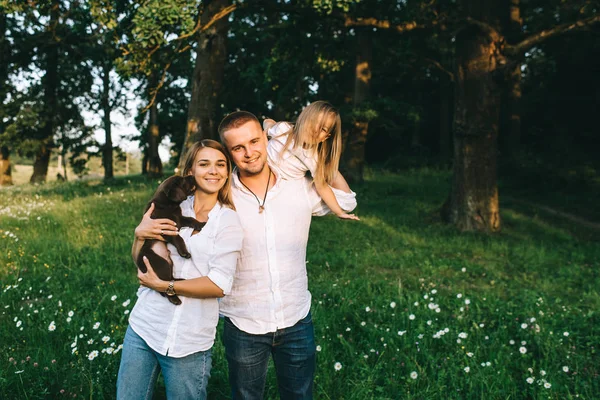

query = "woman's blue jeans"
[223,311,316,400]
[116,326,212,400]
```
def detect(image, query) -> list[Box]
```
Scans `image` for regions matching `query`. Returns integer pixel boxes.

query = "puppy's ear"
[184,175,196,193]
[162,176,182,202]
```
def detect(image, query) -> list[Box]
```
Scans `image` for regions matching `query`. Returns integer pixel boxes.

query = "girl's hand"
[263,118,276,133]
[337,212,360,221]
[138,257,169,292]
[134,203,178,241]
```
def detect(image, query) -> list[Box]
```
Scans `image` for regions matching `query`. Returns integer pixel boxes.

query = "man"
[218,111,356,399]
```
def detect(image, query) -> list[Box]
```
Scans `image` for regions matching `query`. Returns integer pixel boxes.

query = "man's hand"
[134,203,178,241]
[138,256,169,292]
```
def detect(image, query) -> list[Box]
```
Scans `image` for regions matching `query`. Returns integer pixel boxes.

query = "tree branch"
[141,59,173,114]
[343,16,433,33]
[507,14,600,56]
[175,3,237,41]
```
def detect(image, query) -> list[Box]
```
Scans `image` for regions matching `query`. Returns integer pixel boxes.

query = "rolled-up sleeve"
[206,210,243,295]
[306,178,358,216]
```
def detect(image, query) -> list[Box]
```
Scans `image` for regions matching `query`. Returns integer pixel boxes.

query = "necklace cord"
[238,169,271,210]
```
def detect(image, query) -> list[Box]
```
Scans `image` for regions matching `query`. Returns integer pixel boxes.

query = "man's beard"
[240,157,266,176]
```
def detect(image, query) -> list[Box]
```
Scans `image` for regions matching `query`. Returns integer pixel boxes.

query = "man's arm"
[131,203,178,263]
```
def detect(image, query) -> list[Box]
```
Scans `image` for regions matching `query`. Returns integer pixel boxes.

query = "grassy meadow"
[0,169,599,399]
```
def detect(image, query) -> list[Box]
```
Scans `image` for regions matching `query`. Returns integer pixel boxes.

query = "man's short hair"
[218,111,260,143]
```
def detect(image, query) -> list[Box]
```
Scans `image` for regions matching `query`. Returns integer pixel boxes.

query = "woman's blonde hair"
[281,101,342,185]
[181,139,235,210]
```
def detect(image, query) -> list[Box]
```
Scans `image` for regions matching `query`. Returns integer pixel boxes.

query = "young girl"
[264,100,359,220]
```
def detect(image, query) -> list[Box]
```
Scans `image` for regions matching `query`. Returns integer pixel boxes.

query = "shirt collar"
[231,163,282,196]
[181,195,222,218]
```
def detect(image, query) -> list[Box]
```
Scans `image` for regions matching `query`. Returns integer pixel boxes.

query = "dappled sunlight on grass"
[1,170,599,399]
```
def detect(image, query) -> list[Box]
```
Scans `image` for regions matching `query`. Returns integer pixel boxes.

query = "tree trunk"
[500,0,523,156]
[61,145,68,181]
[342,29,372,184]
[410,114,421,148]
[0,146,13,186]
[446,21,504,232]
[31,143,52,184]
[439,78,453,164]
[0,11,9,185]
[0,9,7,104]
[146,97,163,178]
[101,62,114,180]
[179,0,230,169]
[30,0,60,184]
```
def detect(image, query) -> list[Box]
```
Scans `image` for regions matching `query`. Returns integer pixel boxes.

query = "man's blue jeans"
[223,311,316,400]
[116,326,212,400]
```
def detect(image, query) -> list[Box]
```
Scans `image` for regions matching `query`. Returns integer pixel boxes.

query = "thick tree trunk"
[30,0,59,184]
[0,11,9,185]
[500,0,523,156]
[0,146,12,186]
[101,62,114,180]
[179,0,230,169]
[446,21,503,232]
[31,143,52,184]
[439,78,453,164]
[0,10,7,103]
[410,114,421,148]
[146,99,163,177]
[342,29,372,184]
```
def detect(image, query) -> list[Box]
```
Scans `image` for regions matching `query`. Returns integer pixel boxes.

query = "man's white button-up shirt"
[219,169,356,334]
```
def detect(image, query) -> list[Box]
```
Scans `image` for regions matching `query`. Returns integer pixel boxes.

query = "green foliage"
[0,170,598,399]
[117,0,198,78]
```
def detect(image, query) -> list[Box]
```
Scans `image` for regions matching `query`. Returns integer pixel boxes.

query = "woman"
[117,139,243,400]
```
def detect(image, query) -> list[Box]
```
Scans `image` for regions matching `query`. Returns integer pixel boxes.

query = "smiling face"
[221,120,268,177]
[188,147,229,195]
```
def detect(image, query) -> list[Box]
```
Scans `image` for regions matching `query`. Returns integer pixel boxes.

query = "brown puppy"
[136,175,206,305]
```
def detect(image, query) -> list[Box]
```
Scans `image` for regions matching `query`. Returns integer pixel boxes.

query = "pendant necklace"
[238,169,272,213]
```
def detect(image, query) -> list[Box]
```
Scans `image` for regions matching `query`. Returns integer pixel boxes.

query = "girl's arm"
[314,181,360,220]
[330,171,352,193]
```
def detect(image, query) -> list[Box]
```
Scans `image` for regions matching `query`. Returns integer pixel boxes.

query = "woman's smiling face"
[189,147,229,195]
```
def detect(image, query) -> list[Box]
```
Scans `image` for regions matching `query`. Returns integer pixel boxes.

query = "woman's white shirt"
[128,197,243,357]
[267,121,318,180]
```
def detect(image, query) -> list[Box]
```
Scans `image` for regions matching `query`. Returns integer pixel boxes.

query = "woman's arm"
[138,213,244,299]
[138,258,225,298]
[131,203,179,262]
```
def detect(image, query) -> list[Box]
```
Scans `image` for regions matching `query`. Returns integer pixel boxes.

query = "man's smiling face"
[221,120,268,177]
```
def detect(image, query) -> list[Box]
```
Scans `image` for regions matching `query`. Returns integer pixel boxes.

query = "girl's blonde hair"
[281,101,342,185]
[181,139,236,210]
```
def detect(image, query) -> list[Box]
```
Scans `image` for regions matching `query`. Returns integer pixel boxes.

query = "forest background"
[0,0,599,399]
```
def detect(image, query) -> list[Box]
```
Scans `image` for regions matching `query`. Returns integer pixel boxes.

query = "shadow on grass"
[307,168,600,307]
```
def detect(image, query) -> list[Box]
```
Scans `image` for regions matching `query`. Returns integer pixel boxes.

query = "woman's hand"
[138,256,169,292]
[134,203,179,241]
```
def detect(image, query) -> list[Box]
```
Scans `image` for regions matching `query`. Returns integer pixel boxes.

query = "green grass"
[1,169,598,399]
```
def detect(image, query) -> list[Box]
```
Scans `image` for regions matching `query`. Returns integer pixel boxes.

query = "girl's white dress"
[266,122,317,180]
[266,121,357,211]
